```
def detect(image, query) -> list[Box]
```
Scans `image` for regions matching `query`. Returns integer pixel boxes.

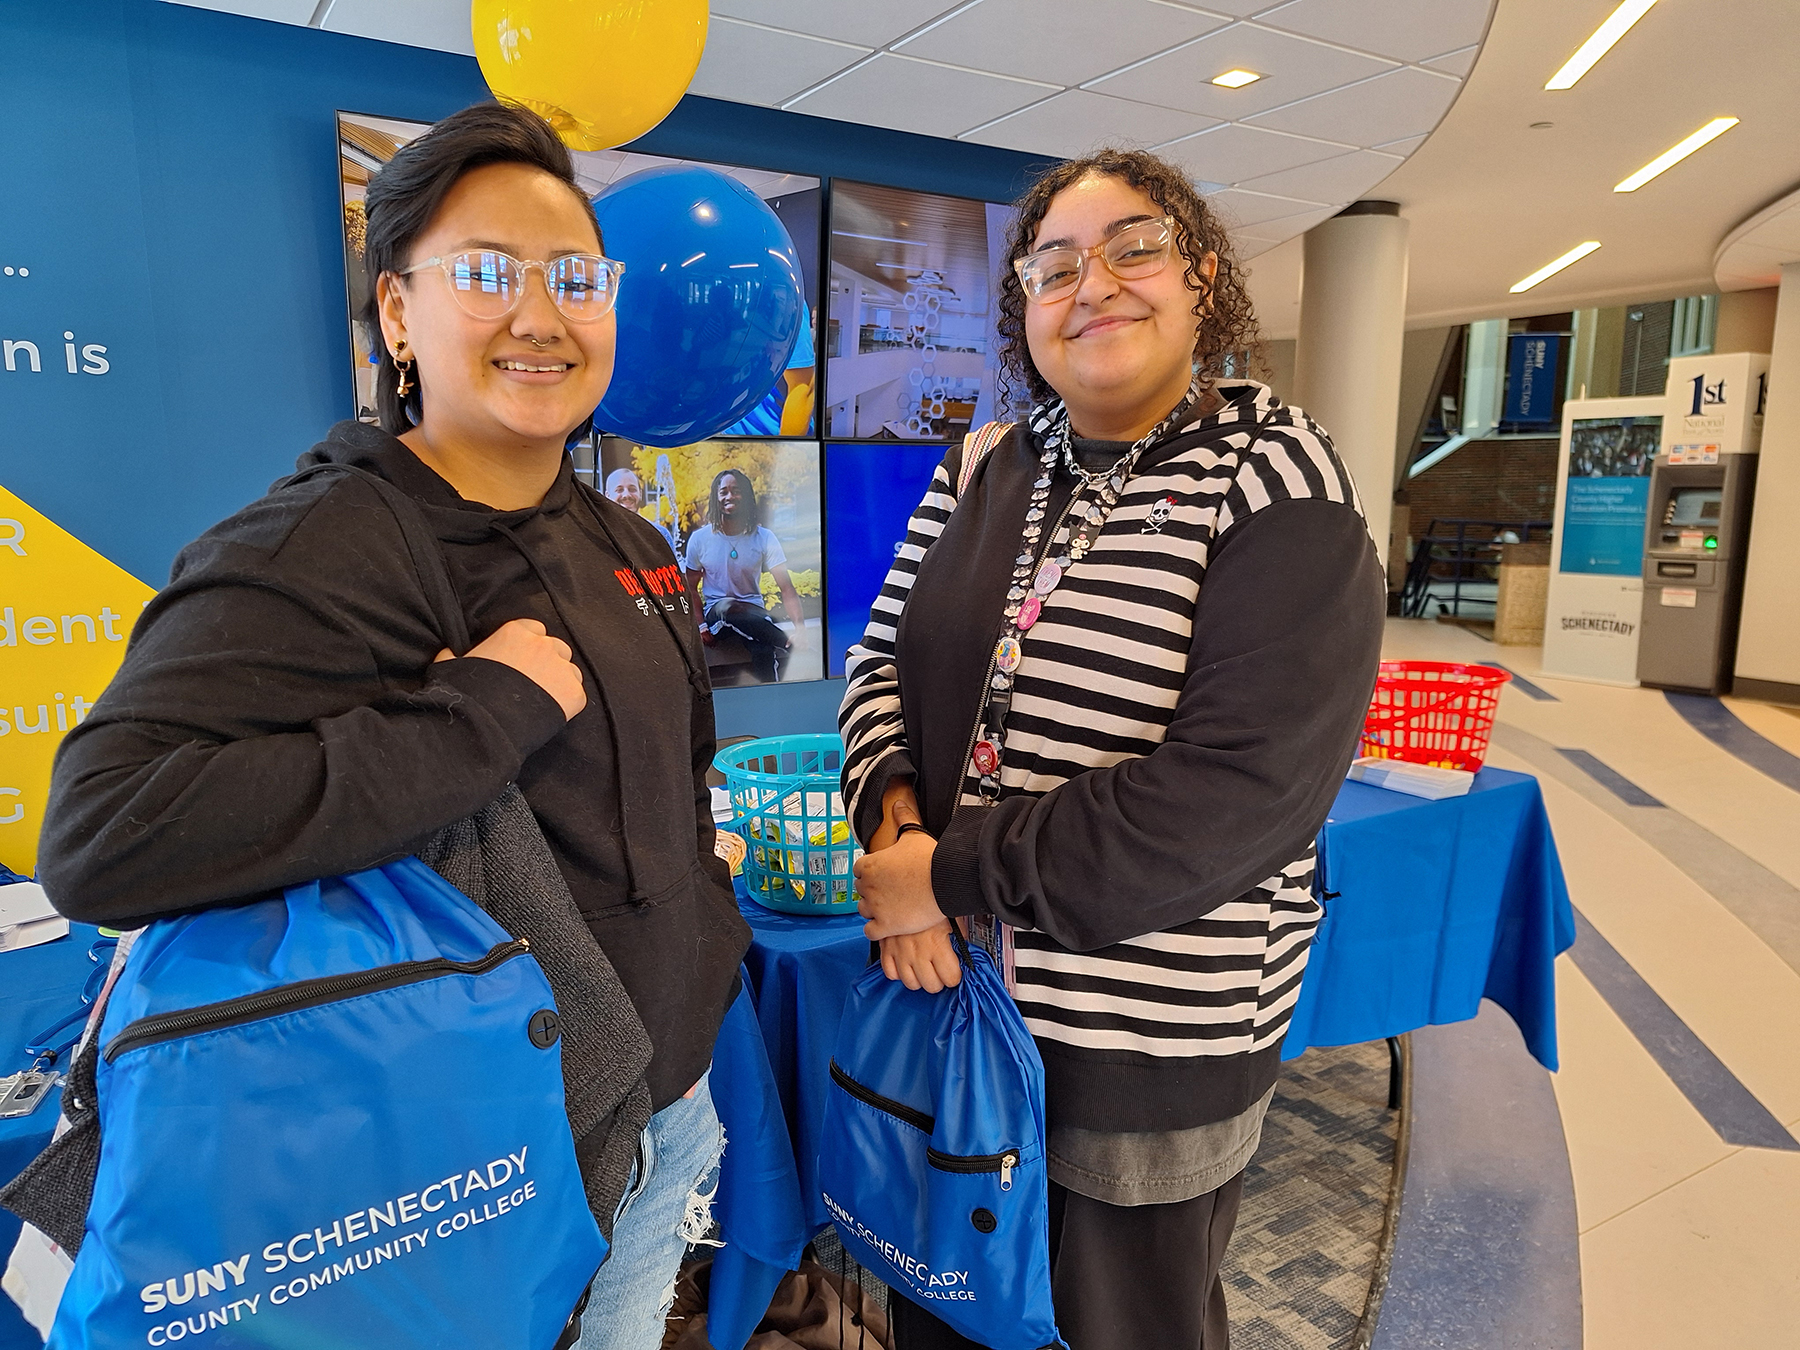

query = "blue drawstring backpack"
[45,858,605,1349]
[818,938,1063,1350]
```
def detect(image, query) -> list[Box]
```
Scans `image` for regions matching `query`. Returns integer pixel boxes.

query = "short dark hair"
[706,469,761,533]
[359,102,602,434]
[994,148,1260,407]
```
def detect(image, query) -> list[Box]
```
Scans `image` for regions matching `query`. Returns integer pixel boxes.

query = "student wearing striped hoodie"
[840,150,1385,1350]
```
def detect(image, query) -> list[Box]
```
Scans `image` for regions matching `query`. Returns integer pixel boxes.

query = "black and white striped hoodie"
[839,382,1385,1133]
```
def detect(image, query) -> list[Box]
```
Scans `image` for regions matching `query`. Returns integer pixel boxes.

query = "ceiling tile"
[895,0,1228,88]
[963,90,1219,157]
[1424,44,1480,76]
[1157,0,1286,16]
[1236,203,1338,237]
[1253,0,1491,64]
[1246,66,1459,147]
[1234,206,1336,255]
[1375,134,1426,156]
[786,53,1056,139]
[1088,22,1395,120]
[1237,147,1403,201]
[1202,187,1330,228]
[709,0,964,48]
[1156,122,1352,184]
[322,0,474,56]
[1238,203,1339,235]
[688,17,868,106]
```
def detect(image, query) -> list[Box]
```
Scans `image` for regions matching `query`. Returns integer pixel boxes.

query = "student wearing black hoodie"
[37,104,748,1350]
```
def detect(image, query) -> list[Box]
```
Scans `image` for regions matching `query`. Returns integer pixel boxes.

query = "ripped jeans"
[576,1071,725,1350]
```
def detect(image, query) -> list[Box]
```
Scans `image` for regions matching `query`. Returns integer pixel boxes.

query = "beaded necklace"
[967,380,1202,800]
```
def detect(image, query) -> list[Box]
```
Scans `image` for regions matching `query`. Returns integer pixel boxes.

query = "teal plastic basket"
[716,733,860,916]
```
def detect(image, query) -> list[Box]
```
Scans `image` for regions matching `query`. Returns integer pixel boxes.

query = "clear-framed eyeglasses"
[396,250,625,323]
[1013,216,1180,304]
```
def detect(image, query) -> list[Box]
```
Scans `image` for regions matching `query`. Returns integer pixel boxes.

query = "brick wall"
[1402,437,1559,536]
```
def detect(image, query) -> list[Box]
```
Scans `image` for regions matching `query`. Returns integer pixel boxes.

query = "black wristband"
[896,821,929,839]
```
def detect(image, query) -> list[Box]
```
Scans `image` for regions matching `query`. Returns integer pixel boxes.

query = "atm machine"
[1635,456,1758,693]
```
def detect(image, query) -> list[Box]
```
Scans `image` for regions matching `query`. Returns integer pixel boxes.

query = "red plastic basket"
[1360,660,1512,772]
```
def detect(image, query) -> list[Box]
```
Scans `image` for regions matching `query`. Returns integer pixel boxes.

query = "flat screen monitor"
[1666,486,1723,527]
[1557,415,1662,576]
[825,180,1023,442]
[823,442,946,677]
[597,437,824,687]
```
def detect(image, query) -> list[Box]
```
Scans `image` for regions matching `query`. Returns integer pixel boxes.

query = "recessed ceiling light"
[1614,117,1739,191]
[1509,241,1601,293]
[1211,69,1262,89]
[1545,0,1658,89]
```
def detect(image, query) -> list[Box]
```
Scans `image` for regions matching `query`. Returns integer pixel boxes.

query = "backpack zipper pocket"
[829,1058,935,1135]
[102,939,531,1062]
[927,1147,1019,1191]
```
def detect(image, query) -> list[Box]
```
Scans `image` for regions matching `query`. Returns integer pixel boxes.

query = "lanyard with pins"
[969,381,1202,801]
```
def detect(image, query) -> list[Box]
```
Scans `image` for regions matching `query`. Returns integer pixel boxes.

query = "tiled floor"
[1380,619,1800,1348]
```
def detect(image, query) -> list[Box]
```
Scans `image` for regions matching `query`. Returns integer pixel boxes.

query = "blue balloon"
[592,166,804,447]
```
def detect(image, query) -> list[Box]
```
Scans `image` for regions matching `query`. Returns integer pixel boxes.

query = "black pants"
[715,601,791,682]
[889,1172,1245,1350]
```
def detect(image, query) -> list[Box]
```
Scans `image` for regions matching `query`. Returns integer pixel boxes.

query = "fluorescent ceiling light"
[1545,0,1657,89]
[1614,117,1739,191]
[1211,69,1262,88]
[1510,242,1601,293]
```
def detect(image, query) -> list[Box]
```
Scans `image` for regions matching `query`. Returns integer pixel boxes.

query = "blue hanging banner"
[1504,334,1562,424]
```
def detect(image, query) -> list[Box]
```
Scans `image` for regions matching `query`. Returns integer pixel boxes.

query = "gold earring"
[393,340,415,399]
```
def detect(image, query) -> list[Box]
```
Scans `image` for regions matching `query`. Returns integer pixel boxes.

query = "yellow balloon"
[472,0,709,151]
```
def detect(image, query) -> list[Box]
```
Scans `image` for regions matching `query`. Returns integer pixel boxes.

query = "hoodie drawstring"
[490,518,665,906]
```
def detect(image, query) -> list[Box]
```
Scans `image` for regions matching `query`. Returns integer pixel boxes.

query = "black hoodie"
[38,422,750,1109]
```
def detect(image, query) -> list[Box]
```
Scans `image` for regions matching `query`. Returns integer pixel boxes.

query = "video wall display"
[825,180,1022,442]
[335,111,823,437]
[823,442,948,677]
[599,437,824,687]
[332,112,1027,686]
[1560,416,1662,576]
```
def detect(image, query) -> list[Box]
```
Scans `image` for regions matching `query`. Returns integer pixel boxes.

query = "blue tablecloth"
[1284,766,1575,1069]
[706,970,809,1350]
[703,896,868,1350]
[1,924,103,1350]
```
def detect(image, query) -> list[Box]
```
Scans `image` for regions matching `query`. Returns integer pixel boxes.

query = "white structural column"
[1736,260,1800,699]
[1293,202,1411,569]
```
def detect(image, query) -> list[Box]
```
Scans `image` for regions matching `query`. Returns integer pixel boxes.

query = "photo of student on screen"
[597,436,825,687]
[685,469,807,683]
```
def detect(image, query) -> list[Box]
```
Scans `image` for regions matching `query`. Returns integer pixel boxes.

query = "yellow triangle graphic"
[0,483,158,875]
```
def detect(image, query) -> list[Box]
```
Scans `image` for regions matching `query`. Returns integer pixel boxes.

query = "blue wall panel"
[0,0,1045,737]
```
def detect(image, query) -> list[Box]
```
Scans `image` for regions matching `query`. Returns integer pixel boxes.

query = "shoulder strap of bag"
[955,420,1014,501]
[281,462,472,654]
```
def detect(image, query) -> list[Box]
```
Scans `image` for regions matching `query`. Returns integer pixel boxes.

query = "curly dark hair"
[994,148,1260,407]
